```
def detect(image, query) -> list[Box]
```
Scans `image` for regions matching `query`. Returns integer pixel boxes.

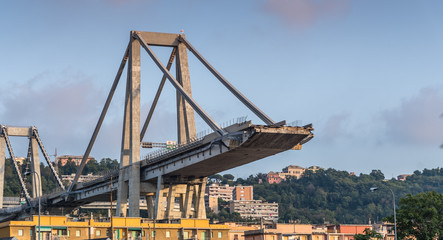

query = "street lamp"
[25,171,41,240]
[370,187,397,240]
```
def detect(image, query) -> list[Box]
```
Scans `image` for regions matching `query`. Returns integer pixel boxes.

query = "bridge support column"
[165,185,176,219]
[117,34,141,217]
[30,137,42,198]
[128,32,141,218]
[116,63,131,217]
[194,177,207,219]
[116,181,129,217]
[183,183,194,218]
[176,42,197,144]
[146,194,154,219]
[0,137,5,208]
[154,175,163,220]
[156,188,168,220]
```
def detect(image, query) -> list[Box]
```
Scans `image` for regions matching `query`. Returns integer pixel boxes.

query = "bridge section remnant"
[0,31,314,221]
[0,125,64,209]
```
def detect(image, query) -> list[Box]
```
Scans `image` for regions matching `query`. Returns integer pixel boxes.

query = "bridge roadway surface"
[0,121,313,220]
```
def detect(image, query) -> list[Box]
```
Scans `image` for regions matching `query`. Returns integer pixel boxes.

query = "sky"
[0,0,442,179]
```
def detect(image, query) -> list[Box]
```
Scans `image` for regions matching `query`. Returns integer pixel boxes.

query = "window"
[166,231,171,238]
[218,232,222,238]
[67,230,70,236]
[96,230,101,236]
[202,231,207,240]
[211,232,213,238]
[76,230,81,237]
[18,229,23,236]
[177,231,181,238]
[184,231,189,239]
[30,229,33,237]
[152,231,156,237]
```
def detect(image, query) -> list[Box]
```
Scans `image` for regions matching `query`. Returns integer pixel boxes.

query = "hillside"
[238,168,443,224]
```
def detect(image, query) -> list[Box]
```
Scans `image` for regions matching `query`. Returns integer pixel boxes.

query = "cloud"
[381,87,443,146]
[0,70,108,157]
[319,112,352,144]
[263,0,350,28]
[0,69,182,161]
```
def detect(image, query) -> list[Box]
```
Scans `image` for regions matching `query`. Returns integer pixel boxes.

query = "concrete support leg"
[146,194,154,219]
[116,94,130,217]
[154,175,163,220]
[196,177,207,219]
[116,181,129,217]
[156,188,168,220]
[116,87,130,217]
[176,42,197,144]
[174,184,187,218]
[30,138,42,198]
[183,184,194,218]
[166,185,176,219]
[0,137,5,208]
[192,184,199,218]
[128,32,141,218]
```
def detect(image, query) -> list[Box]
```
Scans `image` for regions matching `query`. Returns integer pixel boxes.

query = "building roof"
[284,165,304,169]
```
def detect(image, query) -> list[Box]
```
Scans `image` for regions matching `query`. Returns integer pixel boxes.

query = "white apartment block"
[230,200,279,222]
[205,184,234,201]
[61,173,102,183]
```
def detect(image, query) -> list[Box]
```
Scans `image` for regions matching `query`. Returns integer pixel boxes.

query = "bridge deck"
[0,123,313,220]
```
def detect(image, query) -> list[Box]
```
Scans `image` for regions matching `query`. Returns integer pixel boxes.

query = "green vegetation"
[386,191,443,240]
[3,157,118,196]
[354,228,383,240]
[4,156,442,227]
[210,168,442,224]
[253,168,443,224]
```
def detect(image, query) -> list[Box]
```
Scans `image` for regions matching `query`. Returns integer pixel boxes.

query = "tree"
[354,228,382,240]
[209,174,223,183]
[388,191,443,240]
[223,174,235,181]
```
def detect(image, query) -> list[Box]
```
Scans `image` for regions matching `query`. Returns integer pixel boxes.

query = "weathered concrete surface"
[166,125,313,178]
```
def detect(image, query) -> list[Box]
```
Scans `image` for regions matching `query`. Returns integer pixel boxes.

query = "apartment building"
[230,200,278,221]
[206,184,234,213]
[397,174,411,181]
[61,173,102,183]
[233,186,253,201]
[244,223,386,240]
[266,172,282,184]
[56,155,94,166]
[326,224,372,240]
[0,215,230,240]
[267,165,308,184]
[206,184,234,202]
[279,165,305,180]
[244,223,319,240]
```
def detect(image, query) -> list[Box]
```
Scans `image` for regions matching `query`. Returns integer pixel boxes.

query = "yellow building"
[0,215,230,240]
[223,222,259,240]
[244,224,313,240]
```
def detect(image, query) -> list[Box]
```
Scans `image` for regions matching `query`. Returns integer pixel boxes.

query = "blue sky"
[1,0,442,179]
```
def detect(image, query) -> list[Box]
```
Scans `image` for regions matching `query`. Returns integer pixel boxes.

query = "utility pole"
[110,175,114,240]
